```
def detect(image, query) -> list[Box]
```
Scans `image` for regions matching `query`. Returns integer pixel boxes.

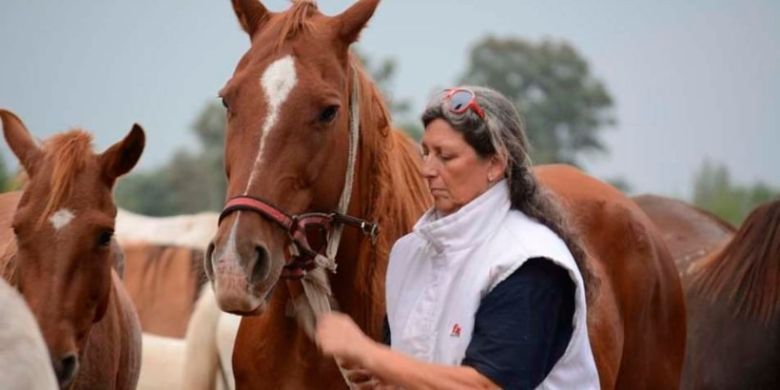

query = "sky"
[0,0,778,199]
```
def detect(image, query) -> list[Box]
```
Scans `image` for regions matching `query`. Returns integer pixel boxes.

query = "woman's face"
[421,119,505,216]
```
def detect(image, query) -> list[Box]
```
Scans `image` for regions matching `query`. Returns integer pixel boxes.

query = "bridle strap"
[220,196,293,230]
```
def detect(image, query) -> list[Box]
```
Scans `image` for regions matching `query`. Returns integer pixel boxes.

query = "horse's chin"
[214,282,276,316]
[224,300,267,316]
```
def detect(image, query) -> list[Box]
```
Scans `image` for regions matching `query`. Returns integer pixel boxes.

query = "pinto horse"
[0,110,143,389]
[207,1,686,388]
[0,277,58,389]
[116,209,217,337]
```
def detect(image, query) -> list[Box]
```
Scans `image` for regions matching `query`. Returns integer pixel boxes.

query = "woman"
[316,86,600,389]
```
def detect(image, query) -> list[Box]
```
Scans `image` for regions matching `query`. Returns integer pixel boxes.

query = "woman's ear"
[488,153,508,182]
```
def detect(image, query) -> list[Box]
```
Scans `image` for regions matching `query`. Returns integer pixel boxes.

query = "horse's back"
[534,164,686,389]
[0,277,58,389]
[633,194,735,275]
[74,270,142,390]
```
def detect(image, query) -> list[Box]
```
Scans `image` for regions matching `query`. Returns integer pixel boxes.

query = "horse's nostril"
[251,245,270,284]
[204,242,216,280]
[53,353,79,388]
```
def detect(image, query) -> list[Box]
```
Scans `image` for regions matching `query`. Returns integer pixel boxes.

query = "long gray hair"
[421,86,595,300]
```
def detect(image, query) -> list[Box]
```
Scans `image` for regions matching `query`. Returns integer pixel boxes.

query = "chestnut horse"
[207,1,685,388]
[0,110,143,389]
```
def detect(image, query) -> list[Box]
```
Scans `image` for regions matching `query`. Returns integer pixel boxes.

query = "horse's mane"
[691,199,780,325]
[345,56,431,337]
[38,131,94,226]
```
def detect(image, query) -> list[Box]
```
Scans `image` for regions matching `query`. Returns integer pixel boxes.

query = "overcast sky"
[1,0,777,199]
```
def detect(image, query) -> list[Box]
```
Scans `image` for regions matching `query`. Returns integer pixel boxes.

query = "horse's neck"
[327,75,430,337]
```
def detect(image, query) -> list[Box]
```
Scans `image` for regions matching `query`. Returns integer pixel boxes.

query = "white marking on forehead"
[244,55,298,194]
[49,209,75,231]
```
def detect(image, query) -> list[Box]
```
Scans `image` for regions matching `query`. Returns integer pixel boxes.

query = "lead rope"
[290,64,361,389]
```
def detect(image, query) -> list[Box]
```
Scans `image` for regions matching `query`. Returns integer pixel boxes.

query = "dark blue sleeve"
[461,257,575,390]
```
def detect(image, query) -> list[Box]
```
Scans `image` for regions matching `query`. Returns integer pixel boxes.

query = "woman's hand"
[315,312,374,367]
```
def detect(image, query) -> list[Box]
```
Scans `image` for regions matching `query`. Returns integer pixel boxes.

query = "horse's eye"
[97,230,113,248]
[318,105,339,124]
[221,96,230,111]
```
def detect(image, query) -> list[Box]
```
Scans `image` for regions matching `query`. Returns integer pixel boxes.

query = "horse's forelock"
[273,0,321,52]
[36,131,94,227]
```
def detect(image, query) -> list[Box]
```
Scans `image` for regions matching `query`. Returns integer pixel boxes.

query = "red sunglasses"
[443,88,485,119]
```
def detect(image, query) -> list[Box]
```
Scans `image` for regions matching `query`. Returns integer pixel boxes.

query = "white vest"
[386,181,600,389]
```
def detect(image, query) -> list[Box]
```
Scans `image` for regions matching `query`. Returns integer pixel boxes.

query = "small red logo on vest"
[450,323,462,337]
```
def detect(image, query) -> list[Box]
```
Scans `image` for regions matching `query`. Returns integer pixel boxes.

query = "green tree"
[692,159,779,225]
[460,36,615,166]
[0,152,10,192]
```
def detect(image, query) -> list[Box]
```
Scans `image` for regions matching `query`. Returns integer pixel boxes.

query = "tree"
[354,47,412,119]
[460,36,615,166]
[0,152,10,192]
[115,101,227,215]
[353,48,424,141]
[692,159,778,225]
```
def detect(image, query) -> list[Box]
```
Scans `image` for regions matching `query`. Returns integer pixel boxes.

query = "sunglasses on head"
[442,88,485,119]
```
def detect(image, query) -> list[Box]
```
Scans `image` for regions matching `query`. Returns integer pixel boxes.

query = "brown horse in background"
[0,110,143,389]
[207,1,685,388]
[536,166,686,389]
[633,194,735,275]
[639,196,779,389]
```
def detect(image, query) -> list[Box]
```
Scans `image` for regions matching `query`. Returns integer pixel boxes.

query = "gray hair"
[421,86,596,301]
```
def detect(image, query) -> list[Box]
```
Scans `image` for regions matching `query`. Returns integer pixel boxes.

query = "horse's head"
[0,110,144,388]
[206,0,380,314]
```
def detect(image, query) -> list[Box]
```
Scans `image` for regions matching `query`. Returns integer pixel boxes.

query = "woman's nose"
[420,155,437,178]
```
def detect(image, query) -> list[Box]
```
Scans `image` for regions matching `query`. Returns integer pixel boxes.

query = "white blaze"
[49,209,75,231]
[244,55,298,194]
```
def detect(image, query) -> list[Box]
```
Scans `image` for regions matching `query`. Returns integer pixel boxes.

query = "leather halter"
[218,196,378,279]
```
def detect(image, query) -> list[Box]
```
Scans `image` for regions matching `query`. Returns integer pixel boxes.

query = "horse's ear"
[231,0,270,39]
[0,109,42,176]
[100,124,145,186]
[335,0,380,44]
